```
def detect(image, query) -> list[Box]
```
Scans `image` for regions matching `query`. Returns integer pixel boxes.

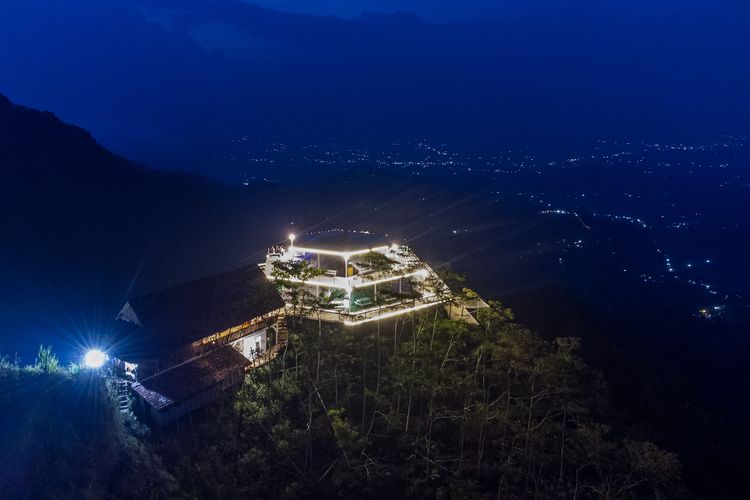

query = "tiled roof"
[132,345,251,411]
[117,265,283,358]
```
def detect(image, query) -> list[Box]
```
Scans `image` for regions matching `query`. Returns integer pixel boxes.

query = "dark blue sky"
[245,1,739,23]
[1,0,748,181]
[244,0,522,21]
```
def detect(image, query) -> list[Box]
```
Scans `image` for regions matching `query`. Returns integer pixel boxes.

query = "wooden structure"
[131,345,250,426]
[115,265,285,426]
[445,296,491,326]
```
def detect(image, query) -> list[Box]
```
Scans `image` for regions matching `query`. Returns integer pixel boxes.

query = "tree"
[271,259,325,322]
[357,251,398,304]
[358,251,397,275]
[34,344,59,374]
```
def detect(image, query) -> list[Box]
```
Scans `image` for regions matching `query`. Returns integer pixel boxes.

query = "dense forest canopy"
[0,298,685,499]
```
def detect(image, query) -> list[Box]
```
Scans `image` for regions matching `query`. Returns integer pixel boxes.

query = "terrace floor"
[262,245,426,290]
[297,292,447,326]
[263,242,453,325]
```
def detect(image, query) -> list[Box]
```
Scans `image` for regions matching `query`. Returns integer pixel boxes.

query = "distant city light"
[84,349,106,369]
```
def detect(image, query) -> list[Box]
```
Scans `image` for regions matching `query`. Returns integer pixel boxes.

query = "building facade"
[114,265,284,426]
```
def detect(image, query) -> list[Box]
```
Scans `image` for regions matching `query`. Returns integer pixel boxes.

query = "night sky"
[1,0,748,181]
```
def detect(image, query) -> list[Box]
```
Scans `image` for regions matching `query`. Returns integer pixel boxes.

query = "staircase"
[115,379,131,414]
[275,311,289,347]
[244,312,288,370]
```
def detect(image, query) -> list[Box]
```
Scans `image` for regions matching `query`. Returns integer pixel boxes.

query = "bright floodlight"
[288,233,296,242]
[84,349,106,369]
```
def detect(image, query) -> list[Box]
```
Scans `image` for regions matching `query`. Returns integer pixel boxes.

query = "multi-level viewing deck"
[261,232,451,325]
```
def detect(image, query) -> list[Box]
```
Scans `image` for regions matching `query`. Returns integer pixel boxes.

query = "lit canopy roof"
[293,230,392,253]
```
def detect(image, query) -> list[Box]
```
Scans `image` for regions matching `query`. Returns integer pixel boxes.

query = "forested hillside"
[0,302,685,499]
[162,304,683,499]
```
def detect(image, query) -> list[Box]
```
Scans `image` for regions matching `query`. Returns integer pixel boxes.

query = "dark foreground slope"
[0,365,178,498]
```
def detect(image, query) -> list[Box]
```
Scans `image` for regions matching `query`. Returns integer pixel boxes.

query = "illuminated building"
[261,232,454,325]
